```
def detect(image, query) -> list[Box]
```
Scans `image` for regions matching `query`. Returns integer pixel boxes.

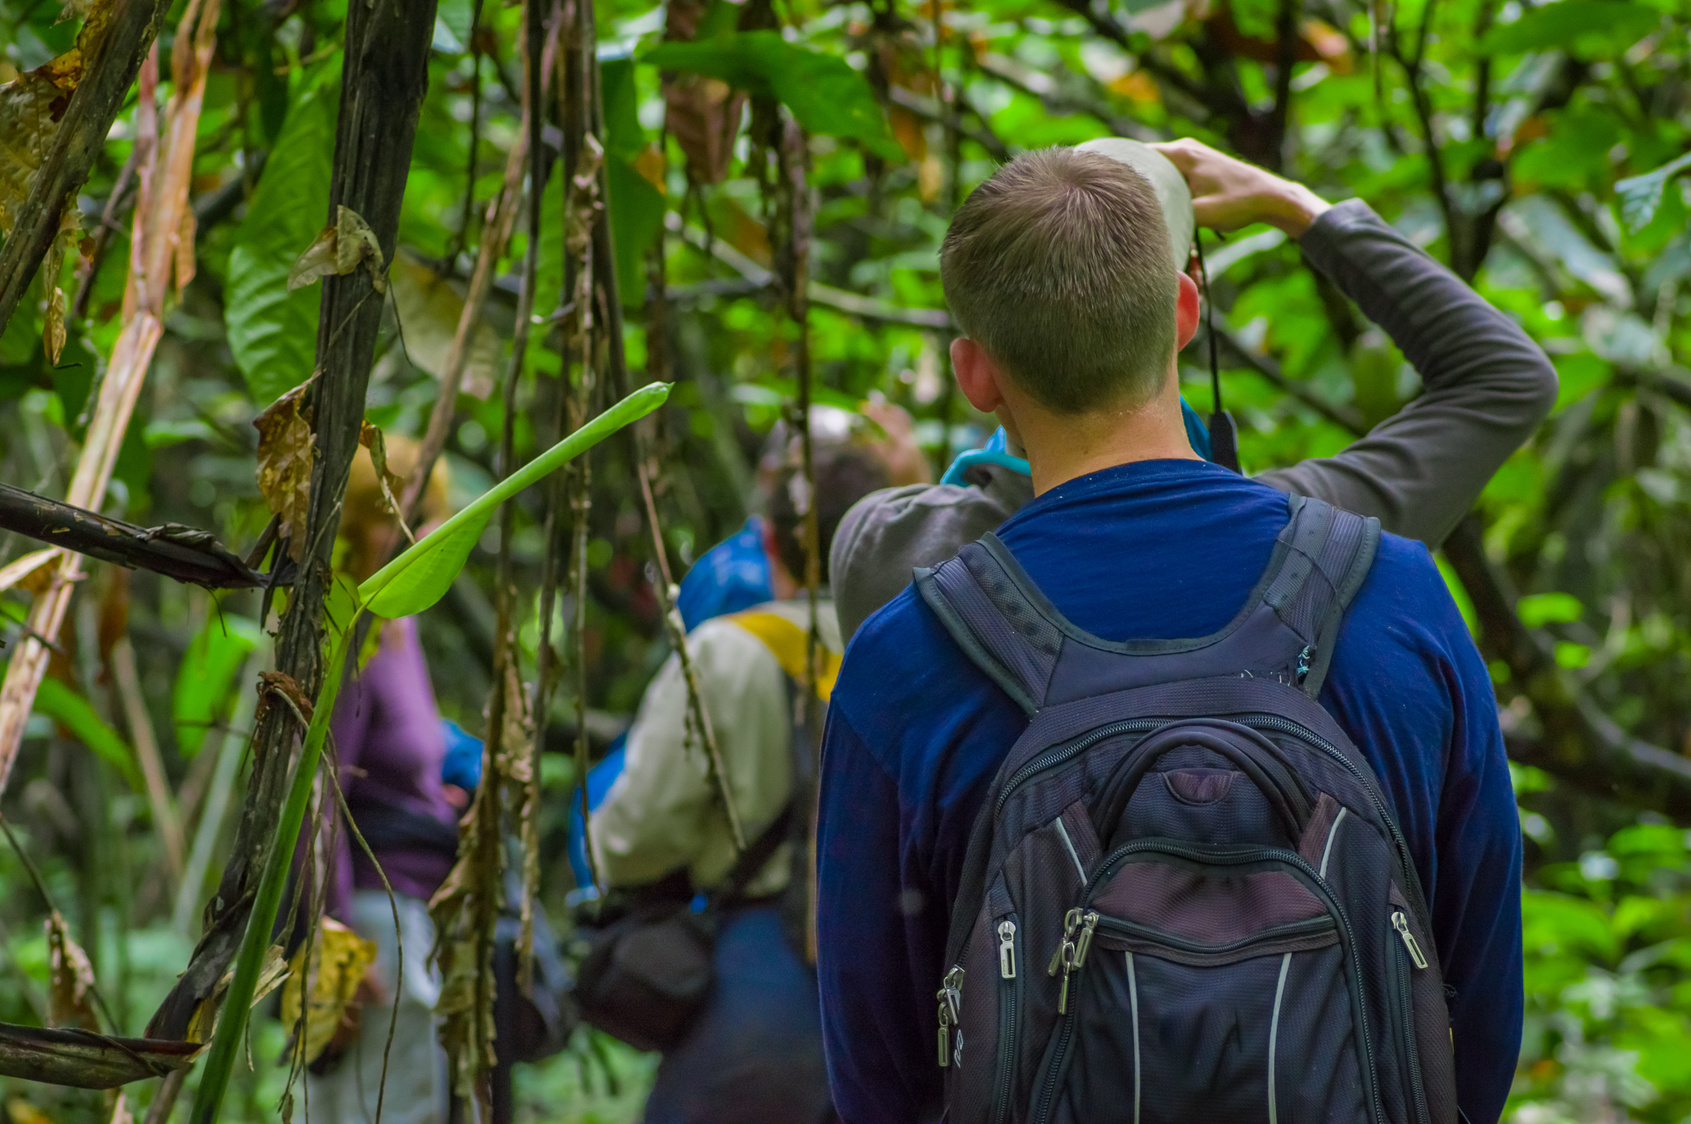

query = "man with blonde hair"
[817,144,1526,1124]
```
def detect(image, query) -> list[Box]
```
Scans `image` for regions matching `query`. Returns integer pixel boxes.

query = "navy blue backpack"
[917,495,1458,1124]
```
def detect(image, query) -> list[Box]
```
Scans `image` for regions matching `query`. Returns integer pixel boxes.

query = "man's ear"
[1176,271,1201,351]
[951,336,1009,414]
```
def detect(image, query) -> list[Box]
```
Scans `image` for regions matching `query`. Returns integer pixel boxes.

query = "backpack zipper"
[992,917,1021,1124]
[937,965,964,1068]
[1093,912,1337,959]
[995,718,1165,817]
[1391,911,1432,1124]
[1032,841,1385,1124]
[1239,714,1425,921]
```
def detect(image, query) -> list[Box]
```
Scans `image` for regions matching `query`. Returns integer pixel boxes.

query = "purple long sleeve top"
[325,616,459,913]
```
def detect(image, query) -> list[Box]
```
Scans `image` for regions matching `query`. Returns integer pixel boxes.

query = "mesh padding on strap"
[917,545,1061,713]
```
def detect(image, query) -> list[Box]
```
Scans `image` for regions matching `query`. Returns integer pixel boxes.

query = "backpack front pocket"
[1031,845,1378,1124]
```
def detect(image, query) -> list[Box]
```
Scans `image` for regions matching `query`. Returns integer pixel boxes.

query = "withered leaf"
[358,421,412,541]
[253,379,315,562]
[0,51,83,238]
[279,918,378,1065]
[42,204,82,363]
[186,943,289,1044]
[106,1091,131,1124]
[46,910,99,1032]
[287,205,387,294]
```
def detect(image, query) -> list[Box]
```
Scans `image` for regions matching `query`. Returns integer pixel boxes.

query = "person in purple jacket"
[306,439,460,1124]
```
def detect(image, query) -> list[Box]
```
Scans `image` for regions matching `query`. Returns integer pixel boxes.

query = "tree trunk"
[146,0,441,1041]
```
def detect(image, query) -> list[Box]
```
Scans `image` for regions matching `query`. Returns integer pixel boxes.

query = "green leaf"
[1617,152,1691,233]
[602,56,667,303]
[33,677,141,789]
[359,382,672,619]
[607,156,666,305]
[1518,591,1584,627]
[225,73,335,406]
[1475,0,1661,57]
[643,32,901,160]
[437,0,475,51]
[172,614,264,759]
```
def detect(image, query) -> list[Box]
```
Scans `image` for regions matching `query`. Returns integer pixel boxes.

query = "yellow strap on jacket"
[726,610,842,702]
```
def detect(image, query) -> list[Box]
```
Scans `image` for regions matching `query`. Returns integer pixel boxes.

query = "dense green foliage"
[2,0,1690,1117]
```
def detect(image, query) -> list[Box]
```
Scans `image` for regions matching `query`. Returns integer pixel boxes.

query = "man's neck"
[1011,373,1201,495]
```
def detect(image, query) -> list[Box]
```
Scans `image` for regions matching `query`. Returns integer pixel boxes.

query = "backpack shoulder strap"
[915,540,1061,715]
[915,495,1381,709]
[1262,495,1381,697]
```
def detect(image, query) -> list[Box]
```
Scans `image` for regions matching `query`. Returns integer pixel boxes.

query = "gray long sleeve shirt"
[830,199,1559,642]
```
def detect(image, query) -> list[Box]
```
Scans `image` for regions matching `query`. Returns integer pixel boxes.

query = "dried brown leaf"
[0,51,83,237]
[279,919,377,1065]
[173,206,196,297]
[45,910,99,1032]
[287,205,387,294]
[106,1091,131,1124]
[41,204,82,363]
[185,943,287,1045]
[358,420,412,541]
[253,380,316,562]
[662,75,745,185]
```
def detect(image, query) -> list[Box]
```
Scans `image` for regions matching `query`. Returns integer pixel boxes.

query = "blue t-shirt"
[817,459,1522,1124]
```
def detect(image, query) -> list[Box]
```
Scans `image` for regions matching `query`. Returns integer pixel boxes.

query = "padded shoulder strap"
[1263,495,1381,697]
[916,543,1060,715]
[915,495,1381,711]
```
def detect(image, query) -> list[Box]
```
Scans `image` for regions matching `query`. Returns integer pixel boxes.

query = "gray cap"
[1075,138,1194,268]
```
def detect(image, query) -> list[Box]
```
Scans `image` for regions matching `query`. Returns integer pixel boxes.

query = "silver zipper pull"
[1049,908,1082,976]
[1071,912,1099,969]
[997,920,1018,979]
[935,966,965,1067]
[1392,911,1429,969]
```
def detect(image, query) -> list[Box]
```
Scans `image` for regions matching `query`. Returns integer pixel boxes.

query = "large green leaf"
[32,677,141,789]
[643,32,900,160]
[225,73,335,407]
[603,56,667,303]
[172,614,265,759]
[1476,0,1661,56]
[359,382,671,619]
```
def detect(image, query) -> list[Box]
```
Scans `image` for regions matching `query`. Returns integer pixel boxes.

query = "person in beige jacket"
[588,440,890,1124]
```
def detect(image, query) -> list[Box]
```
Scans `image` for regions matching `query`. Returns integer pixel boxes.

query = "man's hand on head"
[1149,139,1332,237]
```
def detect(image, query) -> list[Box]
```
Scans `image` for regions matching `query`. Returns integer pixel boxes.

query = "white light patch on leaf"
[388,252,501,399]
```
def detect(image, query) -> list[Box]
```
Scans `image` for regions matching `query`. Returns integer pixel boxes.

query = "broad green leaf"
[359,382,671,619]
[607,156,666,305]
[1617,152,1691,233]
[225,75,334,407]
[1476,0,1661,57]
[172,614,264,758]
[603,56,667,303]
[33,677,141,789]
[1518,591,1584,627]
[643,32,901,160]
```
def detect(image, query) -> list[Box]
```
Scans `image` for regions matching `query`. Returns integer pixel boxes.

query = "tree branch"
[0,483,264,589]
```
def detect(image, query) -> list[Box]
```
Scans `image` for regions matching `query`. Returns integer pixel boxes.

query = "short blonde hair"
[940,147,1178,414]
